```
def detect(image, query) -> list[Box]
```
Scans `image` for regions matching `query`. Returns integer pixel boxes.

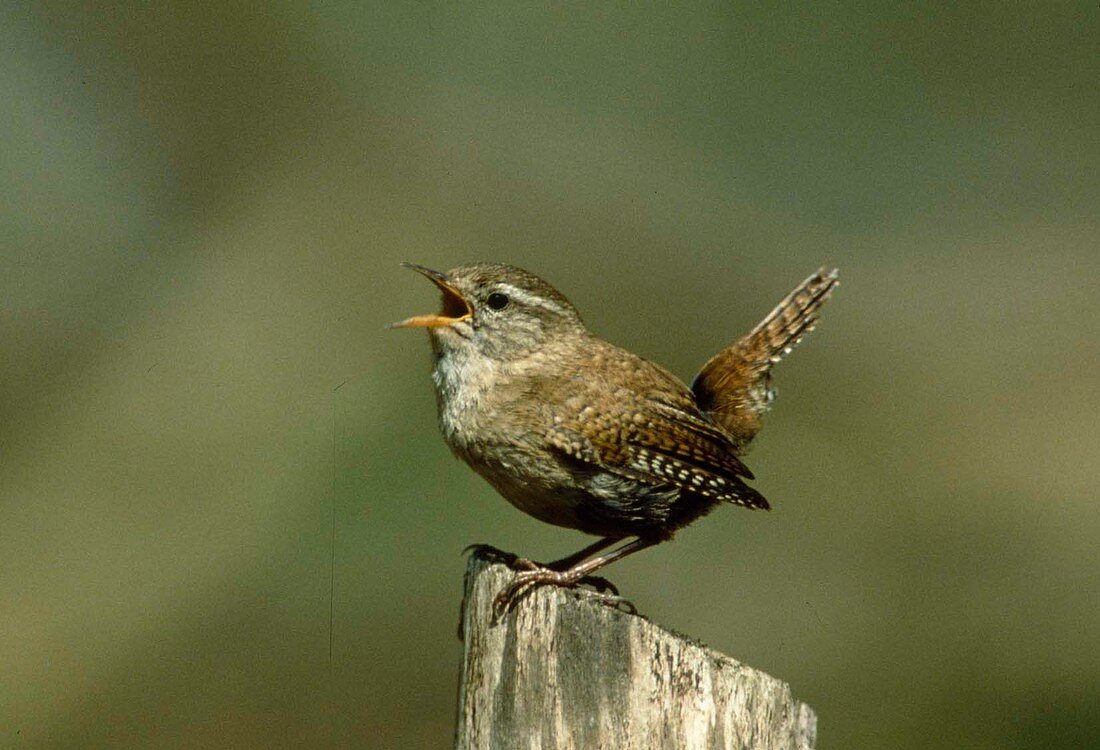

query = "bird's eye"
[486,292,510,311]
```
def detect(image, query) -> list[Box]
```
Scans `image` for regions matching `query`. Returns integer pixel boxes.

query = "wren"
[392,262,838,618]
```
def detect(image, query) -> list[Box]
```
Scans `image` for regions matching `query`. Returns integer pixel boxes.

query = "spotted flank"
[627,447,769,509]
[548,397,770,514]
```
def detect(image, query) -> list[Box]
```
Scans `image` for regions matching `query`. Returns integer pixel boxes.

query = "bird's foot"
[511,557,618,595]
[491,566,633,623]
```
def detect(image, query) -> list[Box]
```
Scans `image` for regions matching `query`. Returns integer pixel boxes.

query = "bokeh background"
[2,2,1098,748]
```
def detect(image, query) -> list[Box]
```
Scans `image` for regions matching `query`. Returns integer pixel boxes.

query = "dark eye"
[486,292,510,311]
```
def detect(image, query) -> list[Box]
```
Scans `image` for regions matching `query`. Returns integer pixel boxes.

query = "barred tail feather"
[747,267,839,366]
[692,268,839,448]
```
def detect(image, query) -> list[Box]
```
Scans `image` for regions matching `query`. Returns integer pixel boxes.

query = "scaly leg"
[466,538,624,594]
[544,536,624,571]
[493,536,663,622]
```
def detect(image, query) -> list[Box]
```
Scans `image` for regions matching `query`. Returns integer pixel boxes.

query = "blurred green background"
[2,2,1097,748]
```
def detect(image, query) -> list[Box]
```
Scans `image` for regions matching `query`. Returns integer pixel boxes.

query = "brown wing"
[545,356,768,510]
[692,268,838,449]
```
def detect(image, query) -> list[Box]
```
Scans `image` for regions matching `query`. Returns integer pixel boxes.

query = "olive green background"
[2,2,1097,748]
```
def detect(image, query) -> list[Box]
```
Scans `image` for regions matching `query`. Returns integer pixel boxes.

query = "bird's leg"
[466,538,629,601]
[468,537,624,593]
[493,536,664,622]
[545,536,624,571]
[465,537,619,571]
[510,535,625,594]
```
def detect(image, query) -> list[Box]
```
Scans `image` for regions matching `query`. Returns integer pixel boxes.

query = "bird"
[391,262,838,619]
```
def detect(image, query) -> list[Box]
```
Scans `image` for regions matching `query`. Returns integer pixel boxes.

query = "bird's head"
[391,262,585,360]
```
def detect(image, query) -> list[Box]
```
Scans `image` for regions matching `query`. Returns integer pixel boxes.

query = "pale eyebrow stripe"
[495,283,568,316]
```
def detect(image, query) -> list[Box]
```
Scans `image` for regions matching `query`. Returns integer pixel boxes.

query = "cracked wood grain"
[455,550,816,750]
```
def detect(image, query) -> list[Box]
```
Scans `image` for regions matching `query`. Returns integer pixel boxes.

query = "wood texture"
[455,551,816,750]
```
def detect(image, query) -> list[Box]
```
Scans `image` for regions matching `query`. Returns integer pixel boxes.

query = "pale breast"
[431,344,502,453]
[430,344,596,528]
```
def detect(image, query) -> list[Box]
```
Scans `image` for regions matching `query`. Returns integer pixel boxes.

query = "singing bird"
[393,263,838,617]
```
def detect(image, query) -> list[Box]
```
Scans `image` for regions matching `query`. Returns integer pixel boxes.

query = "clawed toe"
[491,566,562,622]
[462,543,519,566]
[463,546,551,574]
[474,537,657,624]
[578,575,618,595]
[491,567,633,624]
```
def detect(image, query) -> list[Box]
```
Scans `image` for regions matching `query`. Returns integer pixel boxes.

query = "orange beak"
[390,263,473,329]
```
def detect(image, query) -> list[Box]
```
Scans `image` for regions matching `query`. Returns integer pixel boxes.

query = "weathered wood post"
[455,550,816,749]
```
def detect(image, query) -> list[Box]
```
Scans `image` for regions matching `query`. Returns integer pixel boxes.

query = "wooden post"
[455,550,817,750]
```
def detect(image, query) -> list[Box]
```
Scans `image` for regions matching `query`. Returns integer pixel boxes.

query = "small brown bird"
[393,262,838,618]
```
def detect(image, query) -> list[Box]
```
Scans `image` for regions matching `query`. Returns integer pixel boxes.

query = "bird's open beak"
[389,263,473,329]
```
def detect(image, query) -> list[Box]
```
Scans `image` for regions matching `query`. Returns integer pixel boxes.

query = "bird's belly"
[468,453,591,531]
[464,447,693,537]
